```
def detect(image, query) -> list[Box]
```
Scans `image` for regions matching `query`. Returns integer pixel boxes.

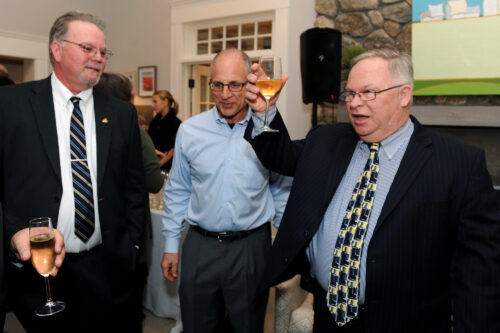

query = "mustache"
[84,62,102,71]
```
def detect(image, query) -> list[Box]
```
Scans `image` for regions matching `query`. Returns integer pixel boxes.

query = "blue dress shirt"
[162,106,292,253]
[306,119,414,303]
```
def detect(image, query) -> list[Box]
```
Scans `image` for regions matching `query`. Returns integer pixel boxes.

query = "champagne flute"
[29,217,66,316]
[256,56,283,132]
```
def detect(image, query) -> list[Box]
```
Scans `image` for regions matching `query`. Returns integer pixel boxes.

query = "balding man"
[161,48,292,333]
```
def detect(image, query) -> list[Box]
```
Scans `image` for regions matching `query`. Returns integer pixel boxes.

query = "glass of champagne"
[29,217,66,316]
[256,55,283,132]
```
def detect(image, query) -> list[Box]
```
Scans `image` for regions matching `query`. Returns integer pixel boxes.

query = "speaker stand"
[312,102,318,128]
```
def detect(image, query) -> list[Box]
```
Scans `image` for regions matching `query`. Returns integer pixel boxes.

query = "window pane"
[211,27,223,39]
[197,43,208,55]
[258,21,272,35]
[226,25,238,38]
[212,41,223,54]
[257,37,272,50]
[241,38,254,51]
[226,39,238,49]
[241,23,254,36]
[197,29,208,41]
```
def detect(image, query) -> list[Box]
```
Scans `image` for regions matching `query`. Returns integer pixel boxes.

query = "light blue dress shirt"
[162,106,292,253]
[307,119,414,303]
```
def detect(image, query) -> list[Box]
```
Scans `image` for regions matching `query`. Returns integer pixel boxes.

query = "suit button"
[54,196,60,203]
[284,257,289,264]
[304,231,311,238]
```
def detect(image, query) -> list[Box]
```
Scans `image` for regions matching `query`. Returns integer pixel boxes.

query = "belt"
[191,223,268,243]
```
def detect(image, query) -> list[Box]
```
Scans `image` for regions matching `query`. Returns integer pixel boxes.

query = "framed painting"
[138,66,157,97]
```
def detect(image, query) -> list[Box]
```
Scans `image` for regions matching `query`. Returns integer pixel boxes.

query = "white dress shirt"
[51,73,102,252]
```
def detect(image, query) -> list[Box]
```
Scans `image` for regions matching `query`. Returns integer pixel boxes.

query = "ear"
[50,41,63,63]
[399,84,413,108]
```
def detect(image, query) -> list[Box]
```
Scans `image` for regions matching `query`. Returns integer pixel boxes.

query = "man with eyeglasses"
[0,11,147,332]
[244,48,500,332]
[161,48,292,333]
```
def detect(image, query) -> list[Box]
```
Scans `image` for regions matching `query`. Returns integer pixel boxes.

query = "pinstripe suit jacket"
[245,112,500,332]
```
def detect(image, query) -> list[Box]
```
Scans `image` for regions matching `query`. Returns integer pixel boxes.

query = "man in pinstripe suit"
[245,48,500,332]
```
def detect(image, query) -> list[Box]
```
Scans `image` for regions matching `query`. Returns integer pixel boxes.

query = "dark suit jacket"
[245,112,500,332]
[0,76,147,302]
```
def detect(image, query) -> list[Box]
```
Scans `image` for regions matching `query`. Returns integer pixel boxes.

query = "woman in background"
[148,90,182,172]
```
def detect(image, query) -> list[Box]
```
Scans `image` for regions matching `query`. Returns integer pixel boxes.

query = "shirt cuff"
[165,237,180,253]
[251,106,277,138]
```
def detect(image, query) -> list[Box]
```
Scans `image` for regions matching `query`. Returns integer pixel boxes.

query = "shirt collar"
[359,118,414,159]
[51,72,93,108]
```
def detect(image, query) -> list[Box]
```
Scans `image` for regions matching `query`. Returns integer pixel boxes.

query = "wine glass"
[256,56,283,132]
[29,217,66,316]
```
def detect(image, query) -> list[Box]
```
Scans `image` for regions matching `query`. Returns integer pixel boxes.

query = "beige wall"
[0,0,314,138]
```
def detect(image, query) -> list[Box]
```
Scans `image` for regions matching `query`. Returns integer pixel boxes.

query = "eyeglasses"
[209,81,247,92]
[62,40,114,60]
[340,84,406,102]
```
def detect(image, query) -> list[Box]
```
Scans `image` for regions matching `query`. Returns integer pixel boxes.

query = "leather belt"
[191,223,268,243]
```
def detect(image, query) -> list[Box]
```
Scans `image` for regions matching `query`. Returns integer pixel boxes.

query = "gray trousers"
[179,224,271,333]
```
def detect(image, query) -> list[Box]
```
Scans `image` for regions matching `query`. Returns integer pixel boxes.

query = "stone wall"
[312,0,500,125]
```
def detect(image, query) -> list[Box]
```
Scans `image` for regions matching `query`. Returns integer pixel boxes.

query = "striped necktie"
[326,142,380,326]
[70,97,95,242]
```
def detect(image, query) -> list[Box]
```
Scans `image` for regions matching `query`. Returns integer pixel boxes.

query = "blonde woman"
[148,90,182,171]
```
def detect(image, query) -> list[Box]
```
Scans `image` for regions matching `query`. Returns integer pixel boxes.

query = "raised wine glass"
[29,217,66,316]
[256,56,283,132]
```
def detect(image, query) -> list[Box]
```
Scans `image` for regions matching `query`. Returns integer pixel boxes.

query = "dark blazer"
[0,76,147,302]
[245,112,500,332]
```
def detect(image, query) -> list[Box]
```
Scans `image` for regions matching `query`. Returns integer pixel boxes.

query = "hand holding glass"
[29,217,66,316]
[256,56,283,132]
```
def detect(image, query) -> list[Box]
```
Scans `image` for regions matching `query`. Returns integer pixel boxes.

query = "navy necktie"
[326,142,380,326]
[70,97,95,242]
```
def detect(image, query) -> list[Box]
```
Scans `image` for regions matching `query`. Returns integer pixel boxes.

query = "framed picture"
[138,66,157,97]
[121,71,136,93]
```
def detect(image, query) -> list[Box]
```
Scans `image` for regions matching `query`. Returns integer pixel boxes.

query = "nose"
[220,85,232,98]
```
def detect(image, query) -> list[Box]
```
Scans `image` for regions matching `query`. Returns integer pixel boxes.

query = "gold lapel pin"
[102,118,108,123]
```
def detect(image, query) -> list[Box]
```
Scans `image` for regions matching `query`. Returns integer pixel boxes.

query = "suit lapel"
[374,118,433,233]
[93,90,112,189]
[30,77,61,183]
[323,129,359,207]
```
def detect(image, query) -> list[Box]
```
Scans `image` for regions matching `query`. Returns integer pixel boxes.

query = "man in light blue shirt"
[161,48,292,333]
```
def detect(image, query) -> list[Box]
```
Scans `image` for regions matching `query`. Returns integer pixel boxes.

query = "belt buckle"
[217,232,229,243]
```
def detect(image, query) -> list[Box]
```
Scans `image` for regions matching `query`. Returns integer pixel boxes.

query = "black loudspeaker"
[300,28,342,104]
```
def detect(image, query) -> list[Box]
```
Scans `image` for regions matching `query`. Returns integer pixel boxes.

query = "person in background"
[0,11,147,332]
[0,64,14,85]
[0,64,8,76]
[244,48,500,332]
[147,90,182,172]
[95,72,164,330]
[95,72,164,193]
[0,76,15,86]
[161,48,293,333]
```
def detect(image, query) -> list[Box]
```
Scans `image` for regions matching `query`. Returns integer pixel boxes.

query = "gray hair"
[49,11,106,64]
[210,48,252,76]
[351,48,414,88]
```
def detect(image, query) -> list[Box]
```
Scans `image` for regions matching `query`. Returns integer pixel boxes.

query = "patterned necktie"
[326,142,380,326]
[70,97,95,242]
